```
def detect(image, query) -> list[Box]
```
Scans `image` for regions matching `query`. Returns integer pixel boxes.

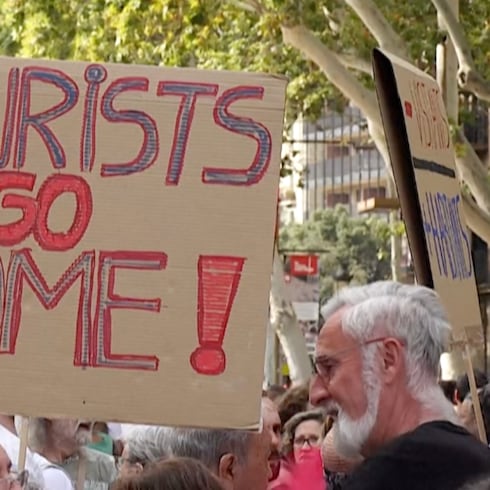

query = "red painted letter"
[92,251,166,370]
[34,174,93,251]
[0,249,95,365]
[0,171,37,246]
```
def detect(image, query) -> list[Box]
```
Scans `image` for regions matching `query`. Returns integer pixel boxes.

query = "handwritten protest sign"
[0,56,287,429]
[372,49,481,337]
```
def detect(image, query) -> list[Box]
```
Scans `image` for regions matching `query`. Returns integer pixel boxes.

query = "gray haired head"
[124,426,172,466]
[156,427,253,471]
[26,418,48,453]
[320,281,452,403]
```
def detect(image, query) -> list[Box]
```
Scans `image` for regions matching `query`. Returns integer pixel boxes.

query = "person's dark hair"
[265,384,287,402]
[456,370,488,403]
[439,380,456,404]
[277,382,310,426]
[93,421,110,434]
[111,457,224,490]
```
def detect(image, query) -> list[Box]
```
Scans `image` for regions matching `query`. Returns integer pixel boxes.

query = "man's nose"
[309,373,331,406]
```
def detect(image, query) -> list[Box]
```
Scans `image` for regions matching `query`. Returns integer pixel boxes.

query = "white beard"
[333,351,381,459]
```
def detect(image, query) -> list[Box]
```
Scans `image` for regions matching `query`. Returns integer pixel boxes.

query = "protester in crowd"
[27,418,117,490]
[261,397,282,484]
[0,417,47,489]
[459,383,490,443]
[455,370,488,408]
[87,423,114,456]
[151,426,272,490]
[276,383,310,427]
[112,457,224,490]
[104,424,124,458]
[267,410,325,490]
[282,410,325,463]
[439,379,457,405]
[310,281,490,489]
[264,386,287,404]
[0,443,30,490]
[118,426,170,479]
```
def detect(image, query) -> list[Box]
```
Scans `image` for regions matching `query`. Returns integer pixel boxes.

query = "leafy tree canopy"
[279,206,392,301]
[1,0,488,124]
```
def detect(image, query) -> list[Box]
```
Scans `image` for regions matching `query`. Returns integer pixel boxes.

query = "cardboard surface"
[0,56,287,428]
[373,49,481,336]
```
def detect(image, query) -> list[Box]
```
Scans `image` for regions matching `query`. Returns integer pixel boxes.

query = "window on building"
[326,192,350,207]
[356,187,386,201]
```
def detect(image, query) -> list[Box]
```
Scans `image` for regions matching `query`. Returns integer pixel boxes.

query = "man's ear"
[218,453,235,483]
[381,338,404,382]
[454,389,460,405]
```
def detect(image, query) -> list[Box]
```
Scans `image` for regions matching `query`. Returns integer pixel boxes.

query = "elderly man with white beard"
[27,418,117,490]
[311,281,490,490]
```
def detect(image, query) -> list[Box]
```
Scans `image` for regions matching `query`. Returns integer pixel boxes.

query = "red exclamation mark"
[190,255,246,375]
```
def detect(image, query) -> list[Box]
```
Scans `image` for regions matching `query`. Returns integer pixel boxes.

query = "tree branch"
[343,0,409,60]
[281,24,380,120]
[462,193,490,244]
[270,248,312,383]
[431,0,490,101]
[453,128,490,215]
[227,0,265,15]
[278,9,490,244]
[337,52,373,76]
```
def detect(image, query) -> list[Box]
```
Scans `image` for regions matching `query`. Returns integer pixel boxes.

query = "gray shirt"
[61,447,117,490]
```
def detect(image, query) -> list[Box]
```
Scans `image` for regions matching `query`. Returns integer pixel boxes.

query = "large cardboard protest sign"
[372,49,481,336]
[0,56,286,429]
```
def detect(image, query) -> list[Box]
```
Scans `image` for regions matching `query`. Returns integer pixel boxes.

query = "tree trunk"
[278,6,490,382]
[264,320,278,387]
[431,0,490,101]
[270,249,312,384]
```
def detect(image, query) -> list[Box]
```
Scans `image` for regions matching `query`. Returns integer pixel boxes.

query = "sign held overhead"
[372,48,481,337]
[0,55,287,429]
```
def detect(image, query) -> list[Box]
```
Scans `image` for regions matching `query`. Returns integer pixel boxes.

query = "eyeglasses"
[293,435,320,448]
[314,336,391,383]
[116,458,144,472]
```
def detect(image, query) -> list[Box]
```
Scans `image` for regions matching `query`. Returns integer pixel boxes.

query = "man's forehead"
[317,307,354,353]
[320,307,348,337]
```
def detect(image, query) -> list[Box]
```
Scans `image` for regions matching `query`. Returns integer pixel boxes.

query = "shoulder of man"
[42,465,74,490]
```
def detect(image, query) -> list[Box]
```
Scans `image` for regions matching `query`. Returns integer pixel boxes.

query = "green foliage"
[278,206,392,301]
[1,0,489,124]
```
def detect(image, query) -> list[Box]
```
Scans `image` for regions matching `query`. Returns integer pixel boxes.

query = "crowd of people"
[3,281,490,489]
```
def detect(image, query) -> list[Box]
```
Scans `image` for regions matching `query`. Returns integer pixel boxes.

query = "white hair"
[124,426,171,465]
[334,342,381,458]
[153,427,253,471]
[26,418,48,453]
[321,281,456,421]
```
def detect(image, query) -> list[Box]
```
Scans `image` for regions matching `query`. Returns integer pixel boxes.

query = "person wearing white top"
[5,418,74,490]
[0,424,46,489]
[34,458,74,490]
